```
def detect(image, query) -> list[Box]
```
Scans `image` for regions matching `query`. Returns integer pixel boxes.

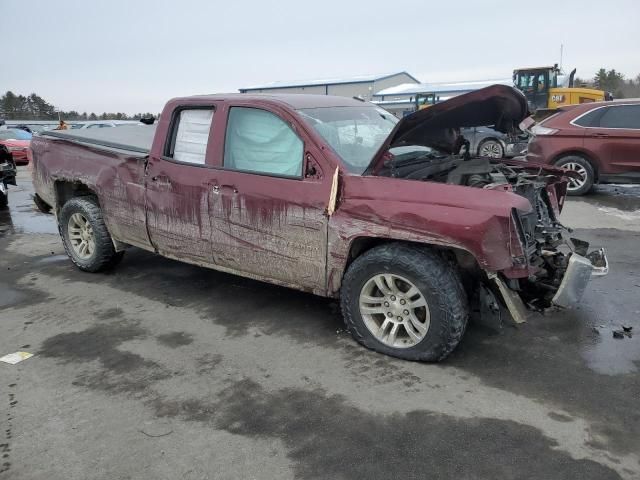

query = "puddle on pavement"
[0,282,27,308]
[581,326,640,375]
[574,184,640,212]
[0,171,57,236]
[35,254,68,264]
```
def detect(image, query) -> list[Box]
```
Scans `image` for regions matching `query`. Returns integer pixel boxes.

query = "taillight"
[531,125,558,136]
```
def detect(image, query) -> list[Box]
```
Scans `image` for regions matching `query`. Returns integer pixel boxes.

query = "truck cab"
[514,65,559,112]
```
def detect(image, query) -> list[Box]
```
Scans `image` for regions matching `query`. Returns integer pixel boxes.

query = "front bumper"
[551,248,609,308]
[490,248,609,324]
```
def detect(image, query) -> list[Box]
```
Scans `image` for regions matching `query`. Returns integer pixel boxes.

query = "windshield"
[0,129,32,140]
[298,106,398,174]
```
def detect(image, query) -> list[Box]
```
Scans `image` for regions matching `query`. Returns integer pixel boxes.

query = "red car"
[526,99,640,195]
[0,128,32,165]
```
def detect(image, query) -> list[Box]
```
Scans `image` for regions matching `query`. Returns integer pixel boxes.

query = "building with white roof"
[239,72,420,102]
[238,72,515,117]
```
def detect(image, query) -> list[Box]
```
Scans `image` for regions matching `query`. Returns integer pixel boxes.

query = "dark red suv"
[526,99,640,195]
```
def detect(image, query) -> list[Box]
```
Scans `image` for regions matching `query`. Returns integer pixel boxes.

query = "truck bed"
[40,124,156,156]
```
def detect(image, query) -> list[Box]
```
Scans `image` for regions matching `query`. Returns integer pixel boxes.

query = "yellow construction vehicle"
[513,65,610,118]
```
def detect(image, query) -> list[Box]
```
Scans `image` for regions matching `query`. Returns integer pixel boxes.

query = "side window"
[168,108,214,164]
[223,107,303,177]
[599,105,640,129]
[573,108,606,127]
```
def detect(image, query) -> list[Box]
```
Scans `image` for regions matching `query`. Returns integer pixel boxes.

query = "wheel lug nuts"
[390,296,396,301]
[403,310,409,315]
[387,312,393,317]
[397,316,402,321]
[384,302,390,307]
[400,299,406,305]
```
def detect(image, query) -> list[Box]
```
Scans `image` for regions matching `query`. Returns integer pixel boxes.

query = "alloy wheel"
[561,162,588,191]
[359,274,430,348]
[479,141,503,158]
[67,212,95,259]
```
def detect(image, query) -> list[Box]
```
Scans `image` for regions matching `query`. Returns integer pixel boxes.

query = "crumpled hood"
[367,84,530,173]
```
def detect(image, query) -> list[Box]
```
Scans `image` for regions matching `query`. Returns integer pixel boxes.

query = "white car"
[72,121,140,129]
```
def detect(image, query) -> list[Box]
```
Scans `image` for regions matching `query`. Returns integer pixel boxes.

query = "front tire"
[340,243,468,362]
[478,139,504,158]
[58,197,123,272]
[554,155,594,196]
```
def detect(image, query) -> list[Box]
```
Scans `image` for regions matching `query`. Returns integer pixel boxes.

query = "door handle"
[151,175,171,186]
[593,132,609,137]
[212,184,238,194]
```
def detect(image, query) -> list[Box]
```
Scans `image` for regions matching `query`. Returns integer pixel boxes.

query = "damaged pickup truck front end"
[365,85,608,324]
[476,160,608,323]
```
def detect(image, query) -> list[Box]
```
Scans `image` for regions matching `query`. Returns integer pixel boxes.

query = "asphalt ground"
[1,167,639,479]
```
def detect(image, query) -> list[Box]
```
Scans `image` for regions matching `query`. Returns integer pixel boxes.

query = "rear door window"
[166,108,214,165]
[223,107,303,177]
[598,105,640,129]
[572,108,606,127]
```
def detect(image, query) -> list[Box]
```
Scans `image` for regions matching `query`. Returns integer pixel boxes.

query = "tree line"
[573,69,640,98]
[2,67,640,121]
[0,91,156,121]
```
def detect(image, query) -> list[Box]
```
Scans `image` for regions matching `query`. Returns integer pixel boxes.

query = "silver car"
[461,126,529,158]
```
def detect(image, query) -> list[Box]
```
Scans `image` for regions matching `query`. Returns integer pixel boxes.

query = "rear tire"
[58,197,123,272]
[554,155,594,196]
[340,243,468,362]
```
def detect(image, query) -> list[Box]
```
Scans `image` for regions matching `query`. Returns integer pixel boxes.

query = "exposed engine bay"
[366,85,608,324]
[378,144,608,320]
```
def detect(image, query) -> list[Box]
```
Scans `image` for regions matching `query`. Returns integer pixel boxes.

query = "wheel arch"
[332,236,480,297]
[346,236,478,265]
[54,180,99,213]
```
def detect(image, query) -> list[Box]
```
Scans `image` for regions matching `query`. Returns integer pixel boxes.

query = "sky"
[2,0,639,115]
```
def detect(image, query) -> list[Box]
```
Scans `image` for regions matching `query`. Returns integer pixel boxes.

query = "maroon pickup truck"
[31,85,608,361]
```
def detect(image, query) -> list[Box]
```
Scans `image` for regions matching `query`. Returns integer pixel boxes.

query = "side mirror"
[304,153,322,179]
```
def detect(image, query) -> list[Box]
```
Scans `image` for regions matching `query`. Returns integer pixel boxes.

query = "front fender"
[326,200,517,296]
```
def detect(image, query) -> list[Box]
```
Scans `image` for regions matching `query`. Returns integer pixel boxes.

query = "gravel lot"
[1,168,639,480]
